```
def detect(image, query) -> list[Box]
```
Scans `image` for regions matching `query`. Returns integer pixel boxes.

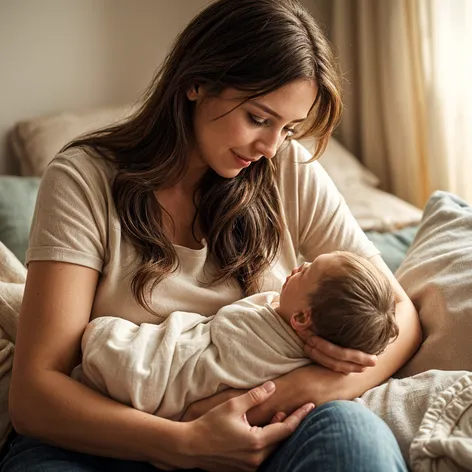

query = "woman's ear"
[290,310,312,332]
[186,84,202,101]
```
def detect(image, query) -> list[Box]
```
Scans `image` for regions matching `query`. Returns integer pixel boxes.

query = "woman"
[3,0,421,470]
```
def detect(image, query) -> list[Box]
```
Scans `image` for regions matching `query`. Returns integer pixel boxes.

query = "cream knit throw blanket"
[1,241,472,470]
[0,242,26,449]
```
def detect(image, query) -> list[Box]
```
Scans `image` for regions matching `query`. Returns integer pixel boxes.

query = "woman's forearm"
[10,370,191,466]
[248,297,422,425]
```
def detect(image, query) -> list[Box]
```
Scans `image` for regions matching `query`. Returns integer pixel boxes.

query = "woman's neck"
[177,148,209,192]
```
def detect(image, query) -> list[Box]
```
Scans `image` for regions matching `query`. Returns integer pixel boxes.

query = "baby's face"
[278,252,343,319]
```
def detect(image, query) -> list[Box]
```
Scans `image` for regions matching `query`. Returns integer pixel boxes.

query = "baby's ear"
[290,310,312,332]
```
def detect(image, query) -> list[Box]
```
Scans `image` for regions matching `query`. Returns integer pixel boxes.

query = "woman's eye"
[248,113,296,139]
[248,113,267,127]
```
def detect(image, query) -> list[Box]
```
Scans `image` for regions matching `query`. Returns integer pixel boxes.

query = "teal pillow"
[0,176,40,264]
[365,225,419,274]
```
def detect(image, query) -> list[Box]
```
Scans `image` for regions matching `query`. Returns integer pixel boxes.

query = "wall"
[0,0,332,174]
[0,0,209,174]
[304,0,332,36]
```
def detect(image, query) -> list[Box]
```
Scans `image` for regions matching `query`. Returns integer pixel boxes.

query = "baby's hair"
[308,252,398,355]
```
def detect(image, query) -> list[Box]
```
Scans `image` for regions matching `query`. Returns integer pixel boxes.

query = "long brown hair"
[64,0,343,314]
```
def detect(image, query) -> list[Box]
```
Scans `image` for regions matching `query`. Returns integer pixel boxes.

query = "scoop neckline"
[173,238,207,255]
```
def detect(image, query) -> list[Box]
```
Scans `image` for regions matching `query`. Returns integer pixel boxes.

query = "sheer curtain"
[420,0,472,204]
[331,0,472,206]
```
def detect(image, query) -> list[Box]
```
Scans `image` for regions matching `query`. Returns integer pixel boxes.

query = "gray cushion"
[395,191,472,377]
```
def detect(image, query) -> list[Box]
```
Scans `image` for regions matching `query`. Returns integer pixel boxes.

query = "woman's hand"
[177,381,314,472]
[303,334,377,374]
[181,388,248,422]
[182,389,291,429]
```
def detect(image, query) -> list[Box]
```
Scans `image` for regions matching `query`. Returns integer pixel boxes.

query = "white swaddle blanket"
[78,292,310,420]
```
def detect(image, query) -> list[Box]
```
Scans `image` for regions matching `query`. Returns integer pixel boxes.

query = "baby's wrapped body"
[78,292,310,420]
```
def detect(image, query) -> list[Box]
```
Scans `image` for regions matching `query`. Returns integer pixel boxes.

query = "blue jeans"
[0,401,407,471]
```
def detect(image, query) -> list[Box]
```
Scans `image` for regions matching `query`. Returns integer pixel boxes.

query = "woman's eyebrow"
[251,102,307,124]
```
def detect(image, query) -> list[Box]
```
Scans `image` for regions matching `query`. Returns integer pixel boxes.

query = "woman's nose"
[255,132,280,159]
[261,143,278,160]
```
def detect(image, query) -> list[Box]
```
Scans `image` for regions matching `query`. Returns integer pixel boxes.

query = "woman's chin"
[212,167,244,179]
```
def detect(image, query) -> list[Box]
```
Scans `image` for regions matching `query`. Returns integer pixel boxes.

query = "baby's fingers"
[270,412,287,424]
[261,403,314,444]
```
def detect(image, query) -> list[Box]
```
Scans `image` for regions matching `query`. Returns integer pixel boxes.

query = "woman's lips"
[232,151,254,167]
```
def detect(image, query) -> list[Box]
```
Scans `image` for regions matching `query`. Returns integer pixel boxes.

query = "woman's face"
[188,79,318,178]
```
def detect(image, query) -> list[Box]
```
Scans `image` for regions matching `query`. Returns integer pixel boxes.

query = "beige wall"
[0,0,209,174]
[303,0,332,36]
[0,0,332,174]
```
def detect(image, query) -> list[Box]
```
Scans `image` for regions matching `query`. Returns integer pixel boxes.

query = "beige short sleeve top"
[26,140,379,324]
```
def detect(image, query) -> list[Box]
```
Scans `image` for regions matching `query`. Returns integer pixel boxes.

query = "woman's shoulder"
[275,139,333,196]
[27,147,119,272]
[49,146,116,184]
[41,146,117,206]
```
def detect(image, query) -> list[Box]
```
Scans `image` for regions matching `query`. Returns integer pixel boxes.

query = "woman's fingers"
[182,388,247,422]
[306,335,377,367]
[228,381,277,416]
[304,344,363,373]
[304,341,372,374]
[192,383,312,472]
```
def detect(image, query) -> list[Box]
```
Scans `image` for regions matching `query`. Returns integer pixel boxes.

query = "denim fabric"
[0,401,406,471]
[259,401,407,472]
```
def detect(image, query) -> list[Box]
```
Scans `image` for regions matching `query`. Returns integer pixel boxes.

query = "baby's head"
[278,251,398,355]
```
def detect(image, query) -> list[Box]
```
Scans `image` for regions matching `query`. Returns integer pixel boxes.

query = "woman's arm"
[11,261,311,470]
[10,261,188,464]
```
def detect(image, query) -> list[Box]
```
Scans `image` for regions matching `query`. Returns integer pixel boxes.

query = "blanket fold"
[355,370,472,471]
[1,240,472,471]
[0,242,26,450]
[79,293,310,420]
[410,373,472,471]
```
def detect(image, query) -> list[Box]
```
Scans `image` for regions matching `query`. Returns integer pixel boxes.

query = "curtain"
[331,0,472,207]
[419,0,472,205]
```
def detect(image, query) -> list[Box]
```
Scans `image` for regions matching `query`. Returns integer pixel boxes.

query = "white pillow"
[299,137,423,231]
[395,191,472,377]
[9,104,134,177]
[9,108,423,232]
[299,136,380,188]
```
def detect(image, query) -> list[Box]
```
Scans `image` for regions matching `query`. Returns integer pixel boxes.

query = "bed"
[0,106,471,471]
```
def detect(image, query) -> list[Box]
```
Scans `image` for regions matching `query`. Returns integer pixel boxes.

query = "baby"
[76,251,398,419]
[278,250,398,355]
